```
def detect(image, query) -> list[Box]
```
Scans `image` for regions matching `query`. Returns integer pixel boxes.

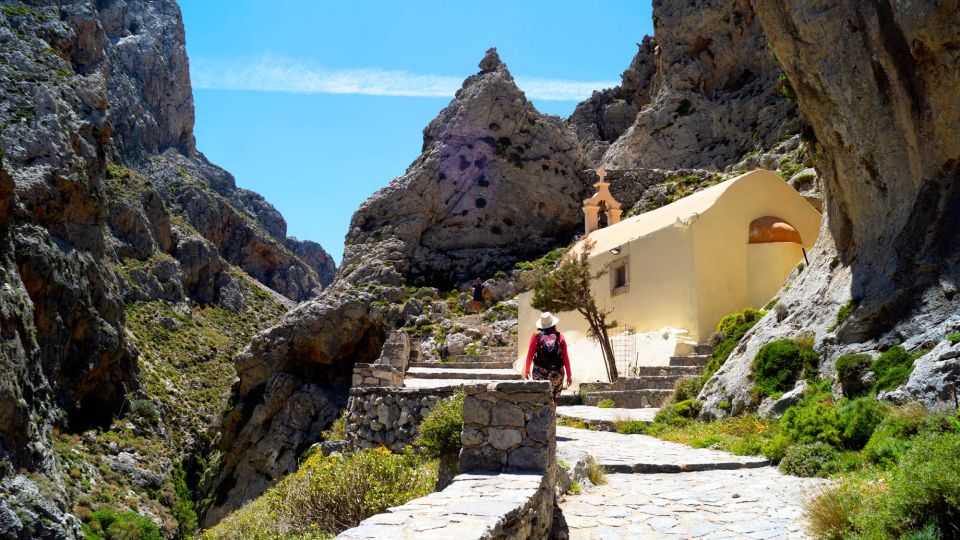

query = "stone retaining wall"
[344,386,460,452]
[337,380,557,539]
[460,381,556,474]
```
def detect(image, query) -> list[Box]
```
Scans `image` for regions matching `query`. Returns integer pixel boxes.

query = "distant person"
[470,278,486,313]
[524,312,572,400]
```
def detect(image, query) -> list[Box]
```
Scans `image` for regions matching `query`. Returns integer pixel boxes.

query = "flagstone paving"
[556,426,832,539]
[557,405,657,429]
[560,469,830,539]
[557,426,769,473]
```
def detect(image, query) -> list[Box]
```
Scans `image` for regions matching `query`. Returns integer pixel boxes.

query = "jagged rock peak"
[479,47,507,74]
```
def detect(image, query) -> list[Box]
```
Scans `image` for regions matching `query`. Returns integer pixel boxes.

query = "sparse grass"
[321,410,348,442]
[586,460,607,486]
[614,420,649,435]
[568,480,582,495]
[558,417,589,430]
[2,3,39,17]
[828,300,856,332]
[948,333,960,345]
[597,398,616,409]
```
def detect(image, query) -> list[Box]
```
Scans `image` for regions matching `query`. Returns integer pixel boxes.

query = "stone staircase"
[404,345,523,388]
[579,345,712,408]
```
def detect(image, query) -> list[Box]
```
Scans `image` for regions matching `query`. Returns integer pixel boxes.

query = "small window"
[611,258,629,295]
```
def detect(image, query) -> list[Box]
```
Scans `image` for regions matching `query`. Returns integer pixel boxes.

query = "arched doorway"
[747,216,804,308]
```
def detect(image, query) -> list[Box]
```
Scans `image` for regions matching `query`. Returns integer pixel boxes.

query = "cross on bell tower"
[583,168,623,235]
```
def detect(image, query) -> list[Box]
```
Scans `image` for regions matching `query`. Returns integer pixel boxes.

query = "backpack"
[534,331,564,371]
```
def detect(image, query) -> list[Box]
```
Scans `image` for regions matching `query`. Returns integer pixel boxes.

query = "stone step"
[695,343,714,355]
[556,391,581,406]
[582,377,682,392]
[450,354,503,363]
[632,365,702,377]
[405,367,522,381]
[409,361,514,370]
[583,389,673,409]
[669,354,710,367]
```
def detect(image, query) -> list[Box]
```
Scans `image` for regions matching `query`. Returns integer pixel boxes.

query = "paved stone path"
[557,426,769,473]
[560,469,830,539]
[556,426,831,539]
[558,405,657,429]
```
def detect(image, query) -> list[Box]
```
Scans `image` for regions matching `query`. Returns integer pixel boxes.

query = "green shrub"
[690,435,724,449]
[871,345,920,392]
[596,398,616,409]
[172,465,198,539]
[322,409,348,441]
[751,339,818,399]
[851,432,960,538]
[835,353,873,398]
[863,405,960,465]
[128,399,159,424]
[717,400,732,411]
[557,417,589,429]
[205,448,436,538]
[654,400,702,425]
[615,420,649,435]
[780,399,841,447]
[672,376,702,403]
[779,442,838,477]
[948,333,960,345]
[83,509,161,540]
[828,300,856,332]
[702,308,765,383]
[762,434,793,463]
[728,434,764,456]
[415,392,464,458]
[836,397,887,450]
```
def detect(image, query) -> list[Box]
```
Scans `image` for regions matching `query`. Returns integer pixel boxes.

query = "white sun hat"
[536,312,560,330]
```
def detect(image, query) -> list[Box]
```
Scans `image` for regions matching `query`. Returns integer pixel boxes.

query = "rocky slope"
[596,0,799,171]
[699,0,960,415]
[202,48,593,524]
[0,1,333,537]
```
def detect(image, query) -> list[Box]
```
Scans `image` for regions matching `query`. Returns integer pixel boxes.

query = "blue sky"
[181,1,654,263]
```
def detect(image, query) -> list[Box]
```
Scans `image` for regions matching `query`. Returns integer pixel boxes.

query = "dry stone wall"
[344,386,460,452]
[338,380,557,540]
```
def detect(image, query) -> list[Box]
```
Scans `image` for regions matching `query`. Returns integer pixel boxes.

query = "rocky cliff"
[596,0,798,171]
[699,0,960,415]
[0,1,334,537]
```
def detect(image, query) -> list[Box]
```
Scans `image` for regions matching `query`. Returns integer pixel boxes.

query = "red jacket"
[524,331,572,380]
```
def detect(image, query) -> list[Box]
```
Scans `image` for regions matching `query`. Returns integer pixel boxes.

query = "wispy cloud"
[191,56,616,101]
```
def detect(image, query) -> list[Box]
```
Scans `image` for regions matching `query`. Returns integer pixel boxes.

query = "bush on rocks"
[871,345,921,392]
[751,339,818,400]
[597,398,616,409]
[778,442,838,477]
[672,376,702,403]
[835,353,873,398]
[654,399,702,425]
[701,308,766,385]
[415,392,464,458]
[82,509,162,540]
[203,447,436,539]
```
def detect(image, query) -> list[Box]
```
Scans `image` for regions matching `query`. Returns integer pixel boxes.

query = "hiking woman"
[523,312,572,399]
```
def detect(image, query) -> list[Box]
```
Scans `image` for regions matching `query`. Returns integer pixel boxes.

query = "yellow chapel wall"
[689,170,821,339]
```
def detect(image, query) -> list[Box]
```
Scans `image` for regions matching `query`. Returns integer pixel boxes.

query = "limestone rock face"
[202,286,389,525]
[285,237,337,288]
[570,36,657,164]
[700,0,960,416]
[601,0,798,171]
[347,48,590,287]
[0,1,335,534]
